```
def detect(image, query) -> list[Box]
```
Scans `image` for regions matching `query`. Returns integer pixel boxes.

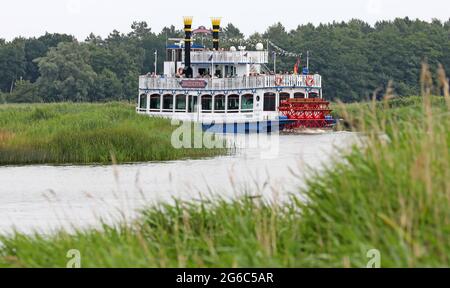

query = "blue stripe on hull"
[202,118,337,134]
[202,120,285,134]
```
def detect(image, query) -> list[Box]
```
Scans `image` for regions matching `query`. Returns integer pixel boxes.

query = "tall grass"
[0,102,225,165]
[0,67,449,267]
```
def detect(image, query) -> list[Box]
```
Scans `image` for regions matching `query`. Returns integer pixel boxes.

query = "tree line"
[0,17,449,103]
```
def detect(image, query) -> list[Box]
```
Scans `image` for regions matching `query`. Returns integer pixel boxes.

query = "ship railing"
[139,74,322,91]
[184,51,269,64]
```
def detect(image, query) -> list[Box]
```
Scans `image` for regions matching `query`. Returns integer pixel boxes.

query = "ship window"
[201,95,213,113]
[279,93,290,105]
[214,66,222,78]
[263,92,276,111]
[241,94,253,112]
[175,95,186,112]
[227,94,239,113]
[214,95,225,113]
[198,68,210,77]
[139,94,147,109]
[188,95,198,113]
[309,92,319,98]
[150,94,160,111]
[163,94,174,112]
[294,92,305,99]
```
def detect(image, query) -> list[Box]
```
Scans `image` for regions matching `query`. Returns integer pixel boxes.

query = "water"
[0,132,357,234]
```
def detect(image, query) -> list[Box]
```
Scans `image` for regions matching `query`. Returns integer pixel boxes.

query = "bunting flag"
[212,37,303,58]
[220,38,261,44]
[267,40,302,58]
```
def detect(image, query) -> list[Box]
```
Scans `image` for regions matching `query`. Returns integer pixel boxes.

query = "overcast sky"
[1,0,449,40]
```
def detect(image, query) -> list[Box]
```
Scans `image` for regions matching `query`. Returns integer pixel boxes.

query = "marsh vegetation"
[0,102,225,165]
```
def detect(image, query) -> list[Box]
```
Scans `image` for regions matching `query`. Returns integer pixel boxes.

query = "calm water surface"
[0,132,357,234]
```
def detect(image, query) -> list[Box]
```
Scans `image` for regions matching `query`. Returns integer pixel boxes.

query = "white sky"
[1,0,449,40]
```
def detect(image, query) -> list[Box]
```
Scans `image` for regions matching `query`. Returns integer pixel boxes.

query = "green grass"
[0,102,225,165]
[332,95,448,132]
[0,94,448,268]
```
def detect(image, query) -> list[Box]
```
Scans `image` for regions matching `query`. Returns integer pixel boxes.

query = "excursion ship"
[137,17,333,133]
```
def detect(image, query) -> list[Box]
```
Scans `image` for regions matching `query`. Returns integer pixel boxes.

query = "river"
[0,132,357,234]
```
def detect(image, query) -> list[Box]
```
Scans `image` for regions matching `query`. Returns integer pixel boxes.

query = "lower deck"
[136,88,322,124]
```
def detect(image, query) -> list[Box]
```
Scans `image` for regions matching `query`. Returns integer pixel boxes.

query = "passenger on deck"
[176,67,184,78]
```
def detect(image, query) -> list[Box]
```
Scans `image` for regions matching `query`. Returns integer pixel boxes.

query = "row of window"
[139,94,253,113]
[139,92,318,113]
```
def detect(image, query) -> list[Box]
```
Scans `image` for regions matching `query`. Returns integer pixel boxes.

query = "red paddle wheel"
[278,98,333,129]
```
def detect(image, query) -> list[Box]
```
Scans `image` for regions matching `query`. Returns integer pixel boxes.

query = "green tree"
[122,71,139,102]
[129,21,152,39]
[0,41,25,92]
[36,41,96,102]
[6,79,40,103]
[90,69,123,101]
[23,38,47,82]
[222,23,244,39]
[0,18,449,103]
[38,33,75,49]
[221,23,245,48]
[160,25,183,39]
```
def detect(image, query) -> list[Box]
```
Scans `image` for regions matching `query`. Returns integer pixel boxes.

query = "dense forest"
[0,17,449,103]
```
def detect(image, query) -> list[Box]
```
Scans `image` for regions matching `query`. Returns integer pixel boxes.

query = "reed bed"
[0,102,225,165]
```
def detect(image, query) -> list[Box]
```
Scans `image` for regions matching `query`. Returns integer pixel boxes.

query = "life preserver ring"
[275,75,283,86]
[306,76,315,87]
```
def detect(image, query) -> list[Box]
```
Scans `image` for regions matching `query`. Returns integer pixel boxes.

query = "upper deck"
[184,50,269,64]
[139,74,322,92]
